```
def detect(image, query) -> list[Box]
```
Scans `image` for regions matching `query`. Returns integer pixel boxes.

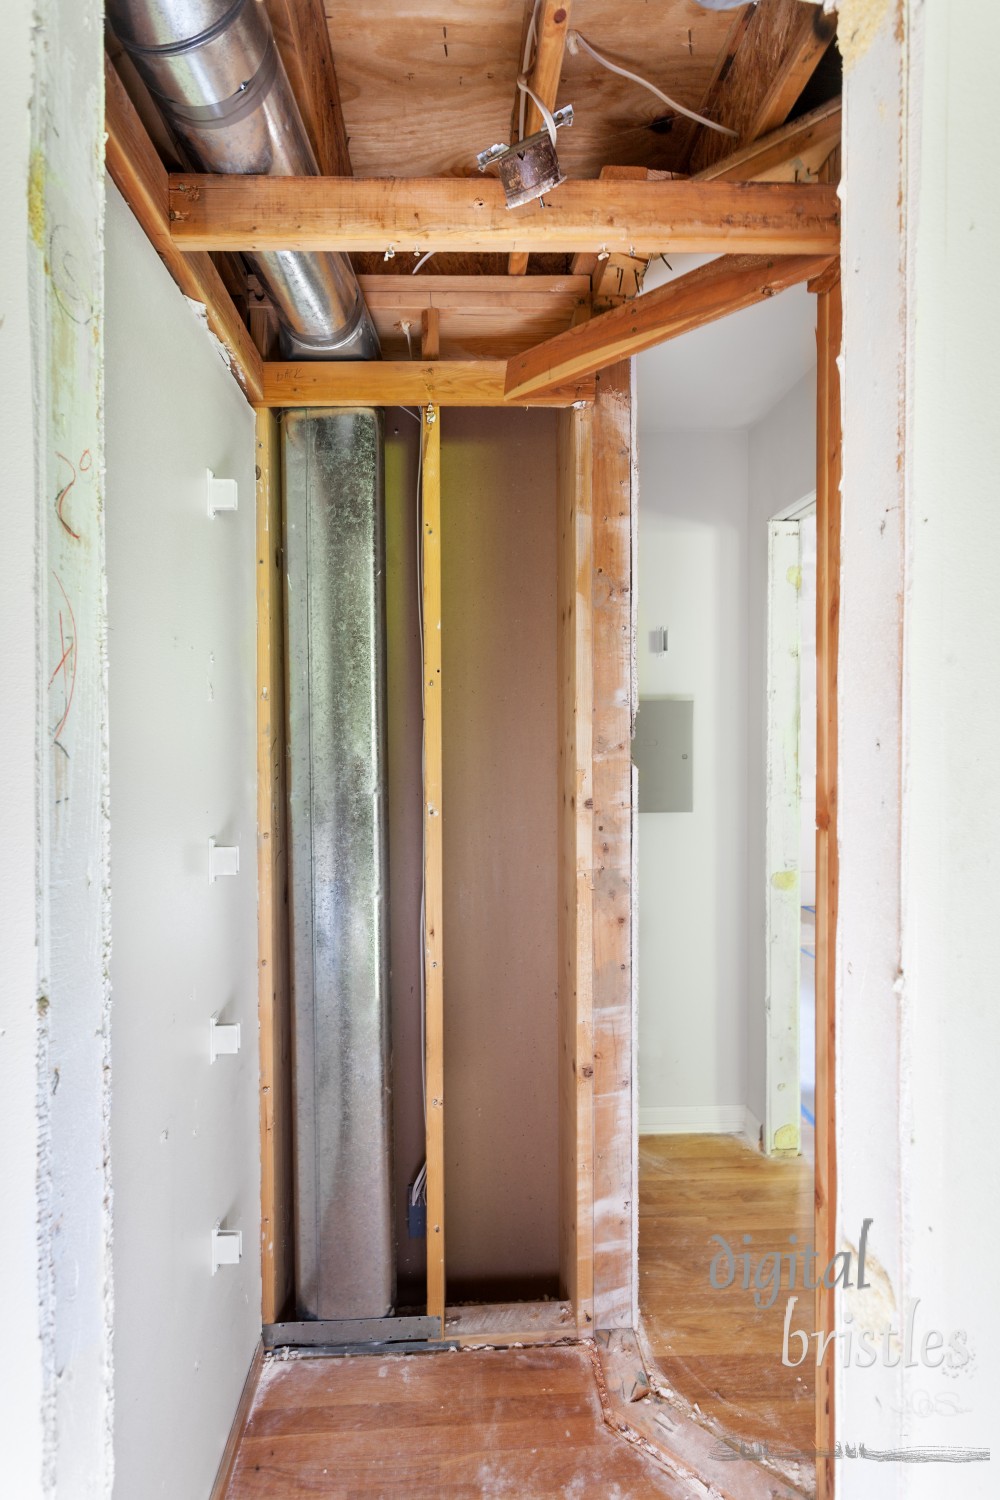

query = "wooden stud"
[557,405,595,1332]
[422,405,446,1329]
[590,363,636,1330]
[255,409,292,1324]
[508,0,574,276]
[104,54,263,402]
[693,96,842,185]
[814,268,841,1500]
[167,175,841,258]
[505,253,833,401]
[260,360,595,409]
[263,0,352,175]
[420,307,441,361]
[683,0,837,176]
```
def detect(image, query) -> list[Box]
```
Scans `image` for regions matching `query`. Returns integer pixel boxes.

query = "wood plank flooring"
[638,1133,815,1465]
[223,1345,685,1498]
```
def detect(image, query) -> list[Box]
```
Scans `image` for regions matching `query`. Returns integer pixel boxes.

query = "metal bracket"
[263,1315,441,1350]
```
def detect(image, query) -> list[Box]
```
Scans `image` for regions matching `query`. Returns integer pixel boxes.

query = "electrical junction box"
[632,697,694,812]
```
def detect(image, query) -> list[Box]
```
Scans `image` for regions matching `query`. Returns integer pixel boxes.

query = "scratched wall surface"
[28,0,115,1492]
[1,0,46,1490]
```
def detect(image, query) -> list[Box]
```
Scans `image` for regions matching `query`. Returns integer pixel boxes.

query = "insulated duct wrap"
[283,409,394,1320]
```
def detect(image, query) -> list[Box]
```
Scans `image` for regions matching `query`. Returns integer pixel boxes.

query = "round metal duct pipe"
[108,0,379,360]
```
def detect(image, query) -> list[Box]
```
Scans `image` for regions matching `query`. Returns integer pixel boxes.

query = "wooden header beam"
[504,253,832,401]
[168,176,840,257]
[260,359,594,409]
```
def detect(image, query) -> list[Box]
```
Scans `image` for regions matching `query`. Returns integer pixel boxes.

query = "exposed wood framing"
[264,0,352,175]
[557,406,596,1332]
[682,0,837,176]
[445,1301,576,1348]
[260,360,595,409]
[420,307,440,360]
[422,405,446,1329]
[167,175,841,257]
[104,55,262,402]
[693,95,842,184]
[505,253,833,400]
[590,363,636,1330]
[814,266,841,1500]
[508,0,574,276]
[570,167,659,311]
[255,409,292,1325]
[358,274,589,359]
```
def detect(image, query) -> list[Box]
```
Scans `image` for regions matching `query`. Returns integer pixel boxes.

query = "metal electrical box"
[632,697,694,812]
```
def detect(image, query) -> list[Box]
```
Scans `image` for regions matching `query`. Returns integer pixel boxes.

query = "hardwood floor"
[638,1133,815,1467]
[223,1345,685,1498]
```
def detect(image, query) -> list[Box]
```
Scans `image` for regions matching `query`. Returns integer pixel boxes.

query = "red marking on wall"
[50,571,77,743]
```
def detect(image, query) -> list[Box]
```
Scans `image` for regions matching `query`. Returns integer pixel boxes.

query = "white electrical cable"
[516,72,559,147]
[566,30,738,137]
[412,250,435,275]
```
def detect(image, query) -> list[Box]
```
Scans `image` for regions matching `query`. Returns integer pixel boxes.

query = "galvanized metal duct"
[283,410,393,1319]
[108,0,379,359]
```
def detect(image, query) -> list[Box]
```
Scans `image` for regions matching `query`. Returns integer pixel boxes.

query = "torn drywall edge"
[184,295,238,379]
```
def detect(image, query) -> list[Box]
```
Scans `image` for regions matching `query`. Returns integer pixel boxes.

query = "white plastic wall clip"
[207,468,239,517]
[208,838,239,882]
[210,1015,241,1063]
[211,1224,243,1274]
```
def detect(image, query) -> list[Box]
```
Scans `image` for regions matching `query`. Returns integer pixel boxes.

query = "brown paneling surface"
[441,408,560,1299]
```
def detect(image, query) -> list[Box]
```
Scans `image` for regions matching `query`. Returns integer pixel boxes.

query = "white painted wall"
[635,429,751,1134]
[105,183,261,1500]
[837,0,1000,1487]
[746,374,817,1129]
[0,1,45,1491]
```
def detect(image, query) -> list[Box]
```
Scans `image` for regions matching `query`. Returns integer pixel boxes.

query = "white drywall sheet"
[105,181,261,1500]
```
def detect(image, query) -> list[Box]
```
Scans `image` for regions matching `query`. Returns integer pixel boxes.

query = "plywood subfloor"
[638,1133,815,1463]
[223,1345,685,1497]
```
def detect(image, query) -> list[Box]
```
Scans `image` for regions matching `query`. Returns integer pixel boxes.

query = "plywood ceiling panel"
[324,0,739,179]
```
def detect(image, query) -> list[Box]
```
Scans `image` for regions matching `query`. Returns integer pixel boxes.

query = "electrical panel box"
[632,697,694,813]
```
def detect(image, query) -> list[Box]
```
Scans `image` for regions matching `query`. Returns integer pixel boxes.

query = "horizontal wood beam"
[504,252,833,400]
[105,55,263,403]
[357,273,590,314]
[693,97,842,184]
[260,360,595,409]
[168,176,840,257]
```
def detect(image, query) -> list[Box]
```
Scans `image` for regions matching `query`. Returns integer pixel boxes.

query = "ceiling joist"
[104,55,263,401]
[508,0,574,276]
[264,0,352,176]
[260,359,595,409]
[693,95,842,184]
[503,251,834,400]
[681,0,838,176]
[167,175,840,257]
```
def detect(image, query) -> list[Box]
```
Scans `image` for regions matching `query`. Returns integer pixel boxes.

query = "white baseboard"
[640,1105,762,1146]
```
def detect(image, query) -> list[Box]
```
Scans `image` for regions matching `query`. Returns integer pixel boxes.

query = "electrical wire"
[516,72,559,147]
[412,250,435,275]
[566,30,738,137]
